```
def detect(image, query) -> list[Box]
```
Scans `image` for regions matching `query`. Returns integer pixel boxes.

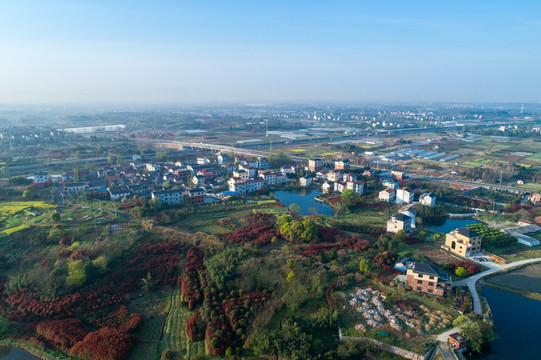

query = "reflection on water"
[427,218,480,233]
[273,189,334,216]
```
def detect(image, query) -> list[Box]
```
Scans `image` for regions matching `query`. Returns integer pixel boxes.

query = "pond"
[0,347,39,360]
[273,189,334,216]
[469,285,541,360]
[427,218,480,233]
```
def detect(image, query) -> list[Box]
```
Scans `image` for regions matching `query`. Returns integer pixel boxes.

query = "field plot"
[412,243,459,265]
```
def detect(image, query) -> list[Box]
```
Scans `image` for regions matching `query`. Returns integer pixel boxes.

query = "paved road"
[453,257,541,314]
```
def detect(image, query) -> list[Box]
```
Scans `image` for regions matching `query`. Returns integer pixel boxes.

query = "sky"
[1,0,540,104]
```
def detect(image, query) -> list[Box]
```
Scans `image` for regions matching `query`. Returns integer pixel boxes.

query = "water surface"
[427,218,480,233]
[0,347,39,360]
[273,189,334,216]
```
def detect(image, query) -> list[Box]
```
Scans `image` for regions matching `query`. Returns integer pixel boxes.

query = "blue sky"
[1,1,540,103]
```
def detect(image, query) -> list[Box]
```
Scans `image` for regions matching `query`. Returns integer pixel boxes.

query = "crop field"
[412,243,459,266]
[2,224,30,235]
[128,342,160,360]
[0,201,55,222]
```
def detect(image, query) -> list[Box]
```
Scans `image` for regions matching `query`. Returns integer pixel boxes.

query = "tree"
[162,181,172,189]
[268,151,290,167]
[92,256,107,273]
[116,154,122,166]
[73,167,81,182]
[276,214,293,228]
[340,189,356,201]
[0,316,8,335]
[67,260,87,288]
[288,203,301,214]
[460,321,494,353]
[22,190,32,199]
[160,349,173,360]
[394,230,407,243]
[48,225,67,242]
[156,151,168,161]
[359,259,371,274]
[301,219,317,241]
[141,272,155,293]
[286,271,295,282]
[453,315,469,327]
[455,267,468,278]
[51,212,61,223]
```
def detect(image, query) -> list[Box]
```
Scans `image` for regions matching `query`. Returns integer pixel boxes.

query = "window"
[429,276,434,280]
[428,282,434,287]
[416,287,422,291]
[417,280,423,284]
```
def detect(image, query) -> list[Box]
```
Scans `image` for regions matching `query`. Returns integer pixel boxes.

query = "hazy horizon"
[1,1,541,104]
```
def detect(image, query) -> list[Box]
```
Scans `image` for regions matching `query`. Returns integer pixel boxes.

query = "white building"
[379,188,395,202]
[33,172,50,183]
[300,177,313,187]
[109,188,132,201]
[387,213,412,234]
[396,187,413,204]
[259,170,276,185]
[233,170,249,180]
[66,182,89,195]
[419,193,437,207]
[217,153,230,165]
[152,189,184,205]
[257,157,270,169]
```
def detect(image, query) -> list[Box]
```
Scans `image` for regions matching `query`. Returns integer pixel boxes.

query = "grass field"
[2,224,30,235]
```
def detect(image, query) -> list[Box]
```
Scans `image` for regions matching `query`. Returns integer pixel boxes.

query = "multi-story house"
[185,188,205,205]
[386,213,411,233]
[396,187,413,204]
[347,180,364,195]
[152,189,184,205]
[109,187,131,201]
[379,188,395,202]
[259,170,276,185]
[66,182,89,195]
[406,262,450,297]
[334,159,350,171]
[419,193,437,206]
[233,170,249,180]
[239,165,256,178]
[33,172,50,183]
[217,153,230,165]
[257,157,270,169]
[299,177,312,187]
[308,158,324,172]
[327,169,344,182]
[444,227,482,257]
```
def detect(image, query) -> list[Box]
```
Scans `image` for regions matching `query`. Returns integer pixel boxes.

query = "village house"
[316,170,329,180]
[108,187,131,201]
[347,180,365,195]
[321,181,334,194]
[334,159,350,170]
[395,187,413,204]
[185,188,205,205]
[66,182,89,195]
[152,189,184,205]
[419,192,437,206]
[308,158,324,172]
[239,164,256,178]
[233,170,249,180]
[449,333,467,350]
[530,192,541,206]
[257,157,270,169]
[299,177,313,187]
[33,172,50,183]
[444,227,482,257]
[382,179,399,189]
[259,170,276,185]
[327,169,344,182]
[399,205,417,229]
[343,173,357,182]
[406,262,450,297]
[391,170,404,181]
[379,188,395,202]
[217,153,229,165]
[386,213,412,233]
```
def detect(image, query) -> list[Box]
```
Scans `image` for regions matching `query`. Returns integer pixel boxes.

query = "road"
[453,257,541,314]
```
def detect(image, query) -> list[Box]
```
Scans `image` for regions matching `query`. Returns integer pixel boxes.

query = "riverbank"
[0,338,71,360]
[482,281,541,302]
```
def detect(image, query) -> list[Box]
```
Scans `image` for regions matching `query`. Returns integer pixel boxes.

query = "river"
[0,347,39,360]
[273,189,334,216]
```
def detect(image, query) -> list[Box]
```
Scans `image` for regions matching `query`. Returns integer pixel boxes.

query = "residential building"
[387,213,411,233]
[530,192,541,206]
[327,169,344,182]
[66,182,88,195]
[275,172,288,184]
[152,189,184,205]
[217,153,229,165]
[257,157,270,169]
[347,180,364,195]
[419,193,437,206]
[321,181,334,193]
[444,227,482,257]
[406,262,450,297]
[186,188,205,205]
[308,158,324,172]
[391,170,404,181]
[395,187,413,204]
[449,333,467,350]
[379,188,395,202]
[335,159,350,170]
[33,172,50,183]
[399,205,417,229]
[259,170,276,185]
[109,188,131,201]
[299,177,312,187]
[233,170,249,180]
[197,156,209,165]
[382,179,399,189]
[239,165,256,178]
[343,173,358,182]
[316,170,329,179]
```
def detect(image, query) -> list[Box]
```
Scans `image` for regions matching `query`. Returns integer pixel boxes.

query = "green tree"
[51,212,61,223]
[156,151,168,161]
[359,259,371,274]
[340,189,356,201]
[141,272,155,293]
[0,316,9,335]
[162,180,172,189]
[455,267,468,278]
[92,256,108,273]
[276,214,293,228]
[22,190,32,199]
[453,315,469,327]
[67,260,87,288]
[288,203,301,214]
[268,151,290,167]
[116,153,122,166]
[460,321,494,353]
[48,225,66,242]
[73,167,81,182]
[301,219,317,241]
[160,349,172,360]
[394,230,407,243]
[286,271,295,282]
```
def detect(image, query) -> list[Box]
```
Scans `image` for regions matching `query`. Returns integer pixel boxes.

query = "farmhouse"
[386,213,411,234]
[406,262,450,297]
[444,227,482,257]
